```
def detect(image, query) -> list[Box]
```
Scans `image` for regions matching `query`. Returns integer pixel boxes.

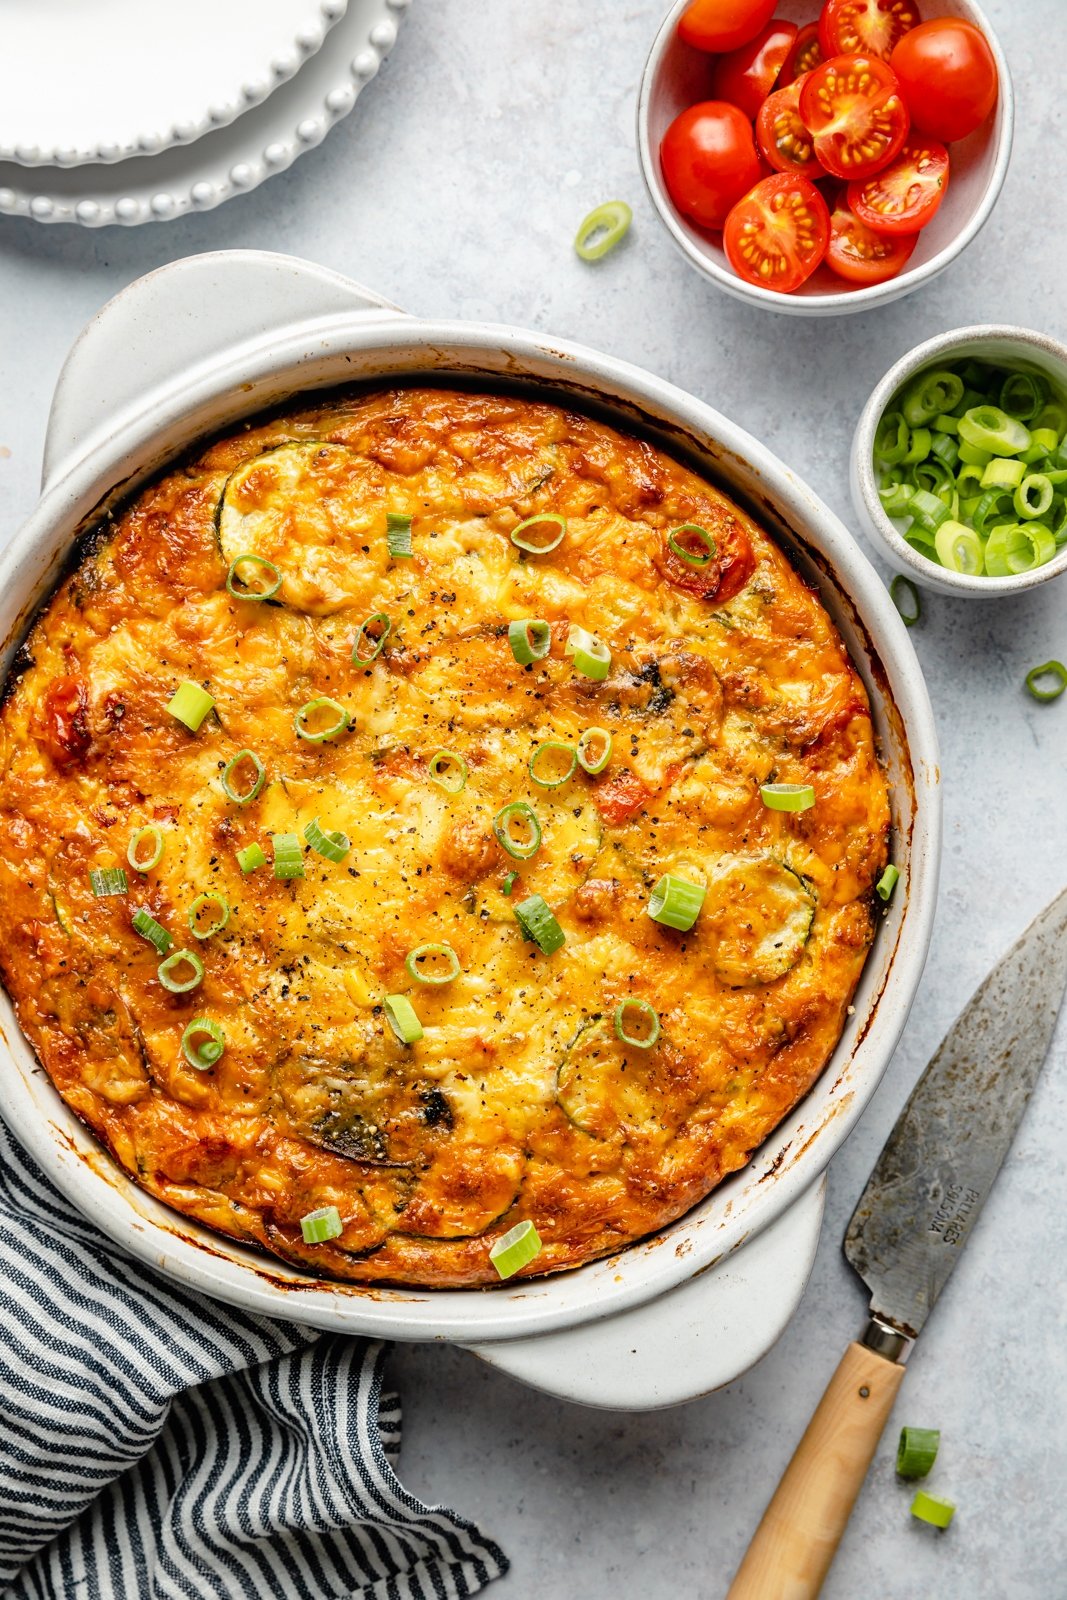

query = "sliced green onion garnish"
[529,740,577,789]
[574,200,632,262]
[576,726,613,774]
[566,625,611,681]
[667,523,716,567]
[889,574,921,627]
[647,873,705,932]
[896,1427,940,1480]
[294,697,349,743]
[613,998,660,1050]
[352,612,392,662]
[493,800,542,860]
[221,749,266,805]
[188,892,230,939]
[1025,660,1067,702]
[508,618,552,666]
[513,893,566,954]
[980,456,1025,490]
[511,513,567,554]
[934,520,984,576]
[910,1491,954,1530]
[876,864,901,902]
[127,826,164,873]
[404,942,461,985]
[89,867,128,898]
[167,680,214,732]
[236,842,267,874]
[384,993,423,1044]
[386,512,413,559]
[304,818,351,862]
[158,948,204,993]
[181,1018,225,1070]
[132,908,171,955]
[958,404,1030,456]
[489,1219,543,1279]
[501,870,519,896]
[272,832,305,880]
[760,782,816,812]
[427,748,468,794]
[1015,474,1054,520]
[301,1206,343,1244]
[999,371,1045,422]
[226,553,282,601]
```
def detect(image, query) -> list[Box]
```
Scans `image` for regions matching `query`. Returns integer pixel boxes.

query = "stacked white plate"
[0,0,409,226]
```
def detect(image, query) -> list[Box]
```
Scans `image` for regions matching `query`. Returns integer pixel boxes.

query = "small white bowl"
[851,325,1067,597]
[637,0,1014,316]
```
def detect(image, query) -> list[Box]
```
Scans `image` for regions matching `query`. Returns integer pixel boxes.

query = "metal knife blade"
[845,885,1067,1342]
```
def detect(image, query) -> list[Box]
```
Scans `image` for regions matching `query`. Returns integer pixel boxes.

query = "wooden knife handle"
[726,1342,906,1600]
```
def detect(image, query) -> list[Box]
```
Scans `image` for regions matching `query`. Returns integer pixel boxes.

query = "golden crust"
[0,388,890,1287]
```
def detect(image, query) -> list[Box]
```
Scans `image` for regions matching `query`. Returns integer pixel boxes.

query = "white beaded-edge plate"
[0,0,350,168]
[0,0,409,225]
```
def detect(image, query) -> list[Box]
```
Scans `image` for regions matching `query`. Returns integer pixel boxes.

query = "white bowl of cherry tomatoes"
[637,0,1013,312]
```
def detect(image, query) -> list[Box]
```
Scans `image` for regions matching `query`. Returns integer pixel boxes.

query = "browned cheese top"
[0,388,890,1286]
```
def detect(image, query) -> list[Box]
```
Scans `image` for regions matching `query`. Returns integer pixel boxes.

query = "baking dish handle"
[42,249,402,493]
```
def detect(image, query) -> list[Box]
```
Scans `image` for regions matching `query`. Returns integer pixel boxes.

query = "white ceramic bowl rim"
[0,254,941,1342]
[854,324,1067,594]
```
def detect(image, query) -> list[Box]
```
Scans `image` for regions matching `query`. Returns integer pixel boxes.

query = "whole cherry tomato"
[799,53,909,179]
[678,0,779,53]
[825,197,918,284]
[711,19,798,119]
[660,102,764,230]
[848,136,949,233]
[724,172,831,291]
[890,18,998,142]
[819,0,921,62]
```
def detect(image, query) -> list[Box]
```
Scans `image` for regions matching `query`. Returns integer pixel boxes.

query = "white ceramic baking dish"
[0,251,940,1409]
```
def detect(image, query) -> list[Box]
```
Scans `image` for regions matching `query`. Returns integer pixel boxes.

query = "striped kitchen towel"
[0,1117,508,1599]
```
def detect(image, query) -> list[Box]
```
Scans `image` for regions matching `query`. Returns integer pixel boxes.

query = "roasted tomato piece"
[660,102,764,230]
[848,136,948,233]
[799,53,909,180]
[819,0,921,61]
[779,21,824,85]
[826,198,918,284]
[678,0,778,53]
[890,18,998,143]
[711,20,798,119]
[38,675,91,767]
[724,173,830,292]
[756,81,824,177]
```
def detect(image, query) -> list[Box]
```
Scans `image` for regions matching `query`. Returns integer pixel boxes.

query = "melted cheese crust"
[0,389,890,1287]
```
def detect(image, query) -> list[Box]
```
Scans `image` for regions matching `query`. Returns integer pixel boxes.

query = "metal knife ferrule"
[860,1314,914,1365]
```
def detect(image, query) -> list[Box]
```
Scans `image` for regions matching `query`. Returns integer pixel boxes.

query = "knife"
[726,885,1067,1600]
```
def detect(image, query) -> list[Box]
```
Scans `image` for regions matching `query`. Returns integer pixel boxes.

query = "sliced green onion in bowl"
[294,697,349,743]
[874,411,909,464]
[158,948,204,993]
[304,818,351,862]
[127,826,164,873]
[167,680,214,732]
[386,512,413,559]
[576,726,613,775]
[1025,660,1067,702]
[647,873,704,932]
[493,801,542,860]
[188,892,230,939]
[574,200,632,262]
[934,520,984,576]
[301,1206,343,1244]
[889,574,921,627]
[666,523,716,567]
[236,842,267,874]
[980,456,1025,490]
[181,1018,225,1070]
[999,370,1046,421]
[1015,474,1054,520]
[511,513,567,554]
[901,370,964,427]
[384,993,423,1044]
[896,1426,940,1480]
[760,782,816,813]
[513,893,566,954]
[221,749,266,805]
[529,740,577,789]
[985,522,1056,576]
[226,553,282,601]
[404,942,461,985]
[272,832,305,880]
[958,404,1030,456]
[132,908,171,955]
[614,998,660,1050]
[910,1491,955,1530]
[89,867,128,898]
[508,618,552,666]
[566,625,611,681]
[489,1219,543,1279]
[876,864,901,902]
[427,748,468,794]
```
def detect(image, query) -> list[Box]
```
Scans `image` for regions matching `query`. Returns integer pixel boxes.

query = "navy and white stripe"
[0,1118,508,1598]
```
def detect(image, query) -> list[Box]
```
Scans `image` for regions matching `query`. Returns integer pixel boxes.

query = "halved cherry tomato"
[779,21,824,86]
[660,102,764,230]
[848,136,948,233]
[711,20,798,119]
[724,173,830,292]
[890,19,998,142]
[678,0,778,53]
[819,0,921,62]
[799,53,909,180]
[756,81,824,178]
[826,198,918,284]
